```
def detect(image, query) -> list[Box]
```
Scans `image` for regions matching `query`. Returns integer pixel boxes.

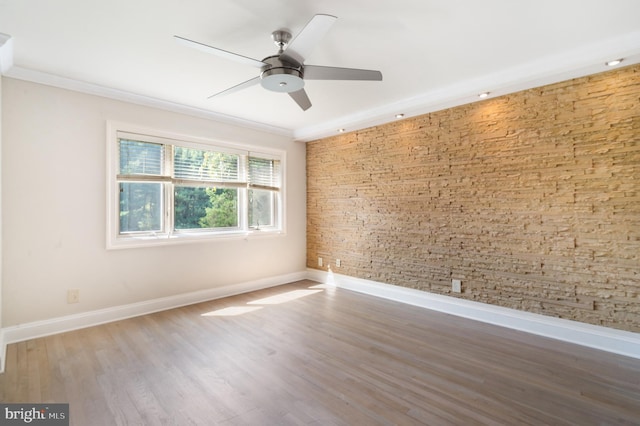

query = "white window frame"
[106,121,286,249]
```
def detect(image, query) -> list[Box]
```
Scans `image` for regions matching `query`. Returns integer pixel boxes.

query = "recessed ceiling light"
[479,92,490,99]
[605,59,623,67]
[395,113,405,119]
[338,128,346,133]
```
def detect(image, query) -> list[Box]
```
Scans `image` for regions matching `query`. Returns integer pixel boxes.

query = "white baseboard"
[0,271,307,373]
[306,269,640,359]
[2,269,637,374]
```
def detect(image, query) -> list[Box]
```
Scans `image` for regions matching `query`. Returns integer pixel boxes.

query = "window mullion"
[240,153,249,232]
[166,144,174,236]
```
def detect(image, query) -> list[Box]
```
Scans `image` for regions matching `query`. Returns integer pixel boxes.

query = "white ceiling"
[1,0,639,141]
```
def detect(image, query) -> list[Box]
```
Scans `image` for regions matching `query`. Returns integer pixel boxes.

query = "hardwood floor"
[1,280,639,425]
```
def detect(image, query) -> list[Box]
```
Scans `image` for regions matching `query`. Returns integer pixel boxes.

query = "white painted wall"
[1,77,306,326]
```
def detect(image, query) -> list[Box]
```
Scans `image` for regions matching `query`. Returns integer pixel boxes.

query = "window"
[107,124,284,248]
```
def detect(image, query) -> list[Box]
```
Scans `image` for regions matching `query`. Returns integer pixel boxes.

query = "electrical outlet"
[318,257,323,267]
[452,279,462,293]
[336,259,341,268]
[67,289,80,304]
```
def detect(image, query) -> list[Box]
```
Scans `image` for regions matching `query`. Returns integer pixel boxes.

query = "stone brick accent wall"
[307,65,640,332]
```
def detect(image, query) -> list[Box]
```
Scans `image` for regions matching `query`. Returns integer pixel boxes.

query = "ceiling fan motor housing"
[260,56,305,93]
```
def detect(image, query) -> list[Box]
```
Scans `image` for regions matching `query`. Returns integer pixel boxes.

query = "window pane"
[174,187,209,229]
[119,140,164,175]
[119,182,162,233]
[249,189,275,228]
[175,187,239,229]
[249,157,281,188]
[174,147,240,182]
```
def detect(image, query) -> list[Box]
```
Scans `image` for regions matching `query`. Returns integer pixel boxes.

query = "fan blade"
[288,89,312,111]
[174,35,266,68]
[281,14,337,65]
[304,65,383,81]
[208,76,260,99]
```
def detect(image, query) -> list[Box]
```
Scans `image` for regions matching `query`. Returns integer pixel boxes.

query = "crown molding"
[294,30,640,142]
[2,30,639,143]
[2,65,293,139]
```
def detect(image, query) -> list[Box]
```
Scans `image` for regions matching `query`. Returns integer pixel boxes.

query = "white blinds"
[118,138,281,191]
[174,146,240,183]
[248,156,281,191]
[119,139,165,175]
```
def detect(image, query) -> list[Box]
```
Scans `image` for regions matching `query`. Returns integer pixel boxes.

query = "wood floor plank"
[1,280,639,425]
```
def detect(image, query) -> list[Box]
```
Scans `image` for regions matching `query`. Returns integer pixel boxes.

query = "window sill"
[106,229,285,250]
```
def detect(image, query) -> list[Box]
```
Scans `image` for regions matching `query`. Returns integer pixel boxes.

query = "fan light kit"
[175,14,383,111]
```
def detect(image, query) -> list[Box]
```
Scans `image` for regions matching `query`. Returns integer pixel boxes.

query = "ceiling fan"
[174,14,383,111]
